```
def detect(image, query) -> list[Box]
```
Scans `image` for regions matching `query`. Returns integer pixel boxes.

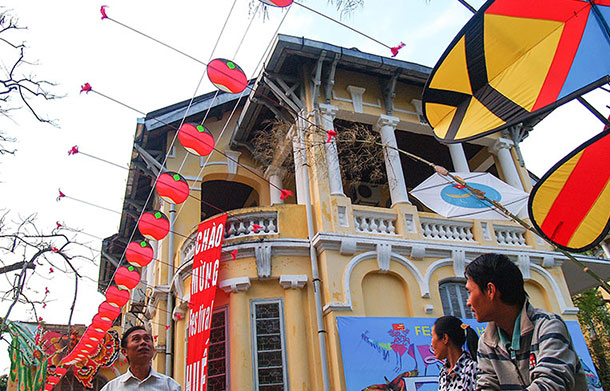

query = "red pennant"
[153,335,158,342]
[56,189,66,202]
[49,267,54,273]
[42,303,47,309]
[38,317,44,322]
[231,249,238,260]
[252,223,262,233]
[165,325,170,331]
[45,287,50,295]
[390,42,405,57]
[68,146,79,155]
[175,313,182,320]
[326,129,337,143]
[55,221,62,229]
[51,247,59,253]
[100,5,108,20]
[80,83,92,94]
[280,189,293,200]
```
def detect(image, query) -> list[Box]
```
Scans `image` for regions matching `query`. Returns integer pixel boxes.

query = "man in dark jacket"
[465,253,587,391]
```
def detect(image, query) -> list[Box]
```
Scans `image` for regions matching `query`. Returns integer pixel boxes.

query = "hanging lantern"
[83,327,106,342]
[125,240,154,268]
[105,285,130,308]
[156,172,189,204]
[207,58,248,94]
[98,301,121,321]
[114,265,140,290]
[259,0,293,6]
[178,123,215,156]
[91,314,113,333]
[138,210,170,240]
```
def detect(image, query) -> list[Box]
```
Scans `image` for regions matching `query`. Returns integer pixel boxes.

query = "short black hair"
[121,325,148,348]
[465,253,527,307]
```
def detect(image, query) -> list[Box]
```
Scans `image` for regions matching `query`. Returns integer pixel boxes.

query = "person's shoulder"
[100,373,125,391]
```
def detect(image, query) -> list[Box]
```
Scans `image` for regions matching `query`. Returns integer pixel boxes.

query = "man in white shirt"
[101,326,181,391]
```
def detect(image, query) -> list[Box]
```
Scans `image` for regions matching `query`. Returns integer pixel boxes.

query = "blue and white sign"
[337,317,602,391]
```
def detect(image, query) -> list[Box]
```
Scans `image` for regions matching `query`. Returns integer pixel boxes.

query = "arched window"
[438,278,474,319]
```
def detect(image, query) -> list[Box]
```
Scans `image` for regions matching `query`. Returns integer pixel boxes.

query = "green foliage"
[574,288,610,390]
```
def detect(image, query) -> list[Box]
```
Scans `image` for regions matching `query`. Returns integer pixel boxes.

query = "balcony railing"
[420,217,475,242]
[353,208,397,235]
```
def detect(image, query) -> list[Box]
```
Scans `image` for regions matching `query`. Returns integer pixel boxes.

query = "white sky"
[0,0,608,374]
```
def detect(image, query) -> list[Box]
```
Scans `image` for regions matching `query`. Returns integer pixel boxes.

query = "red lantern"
[91,314,113,332]
[156,172,189,204]
[259,0,293,7]
[138,210,170,240]
[83,327,106,342]
[207,58,248,94]
[105,285,130,308]
[125,240,154,267]
[114,265,140,290]
[178,123,215,156]
[98,301,121,321]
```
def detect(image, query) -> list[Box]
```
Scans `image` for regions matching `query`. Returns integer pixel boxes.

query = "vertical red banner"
[186,213,227,391]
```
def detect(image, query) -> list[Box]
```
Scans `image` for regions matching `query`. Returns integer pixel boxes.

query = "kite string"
[101,0,241,295]
[374,141,610,295]
[172,5,292,250]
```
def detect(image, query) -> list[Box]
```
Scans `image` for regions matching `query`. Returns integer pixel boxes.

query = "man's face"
[122,329,154,365]
[466,276,494,322]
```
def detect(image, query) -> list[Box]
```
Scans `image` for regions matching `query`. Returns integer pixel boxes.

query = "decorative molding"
[423,258,453,297]
[376,114,400,131]
[340,237,358,255]
[279,275,308,289]
[518,254,531,280]
[225,150,241,177]
[331,89,381,110]
[337,206,349,227]
[219,277,251,293]
[323,250,428,314]
[452,249,466,277]
[377,243,392,273]
[318,103,339,119]
[542,255,555,268]
[346,85,367,113]
[529,264,578,315]
[255,244,273,279]
[489,137,515,155]
[410,244,426,260]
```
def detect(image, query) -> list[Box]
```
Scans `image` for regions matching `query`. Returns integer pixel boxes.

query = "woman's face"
[431,325,448,361]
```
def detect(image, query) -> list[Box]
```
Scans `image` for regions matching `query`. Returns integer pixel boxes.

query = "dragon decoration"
[7,321,120,389]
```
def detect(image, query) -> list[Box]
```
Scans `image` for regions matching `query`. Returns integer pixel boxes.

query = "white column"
[376,115,410,205]
[490,138,523,190]
[265,166,284,205]
[293,122,306,205]
[448,143,470,172]
[319,103,344,196]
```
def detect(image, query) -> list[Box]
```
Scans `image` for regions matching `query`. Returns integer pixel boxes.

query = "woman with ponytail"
[431,315,479,391]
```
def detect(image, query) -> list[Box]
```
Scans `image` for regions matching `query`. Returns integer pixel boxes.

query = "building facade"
[99,34,602,390]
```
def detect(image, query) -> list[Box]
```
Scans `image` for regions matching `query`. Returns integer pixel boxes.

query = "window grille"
[438,278,474,319]
[251,299,288,391]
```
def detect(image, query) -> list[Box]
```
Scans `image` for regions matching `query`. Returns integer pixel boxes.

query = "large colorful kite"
[529,128,610,251]
[422,0,610,143]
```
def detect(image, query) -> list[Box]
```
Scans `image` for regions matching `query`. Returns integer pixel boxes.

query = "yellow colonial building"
[99,34,605,391]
